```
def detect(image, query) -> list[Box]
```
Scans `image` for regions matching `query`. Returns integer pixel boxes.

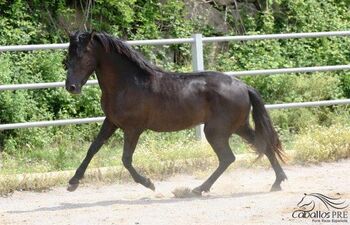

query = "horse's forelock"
[68,31,96,57]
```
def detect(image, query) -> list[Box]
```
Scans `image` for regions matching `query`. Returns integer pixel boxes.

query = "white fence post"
[191,34,205,140]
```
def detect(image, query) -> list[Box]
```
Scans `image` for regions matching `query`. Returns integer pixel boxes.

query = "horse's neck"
[95,51,151,93]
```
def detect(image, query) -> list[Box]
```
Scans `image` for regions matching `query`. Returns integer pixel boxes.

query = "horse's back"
[145,72,251,132]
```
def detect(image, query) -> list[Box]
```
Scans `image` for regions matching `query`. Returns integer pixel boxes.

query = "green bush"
[0,0,349,169]
[293,124,350,163]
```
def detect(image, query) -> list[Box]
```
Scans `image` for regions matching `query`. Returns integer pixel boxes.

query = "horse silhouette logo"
[292,193,349,219]
[297,193,348,211]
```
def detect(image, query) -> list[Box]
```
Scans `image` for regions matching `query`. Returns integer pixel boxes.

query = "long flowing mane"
[93,32,164,76]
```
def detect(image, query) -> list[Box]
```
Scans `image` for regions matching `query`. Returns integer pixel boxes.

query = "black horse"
[65,31,287,195]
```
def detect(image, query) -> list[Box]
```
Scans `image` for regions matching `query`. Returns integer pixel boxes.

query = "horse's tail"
[247,87,286,163]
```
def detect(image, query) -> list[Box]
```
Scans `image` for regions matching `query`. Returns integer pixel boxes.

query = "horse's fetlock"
[69,177,79,185]
[278,172,287,181]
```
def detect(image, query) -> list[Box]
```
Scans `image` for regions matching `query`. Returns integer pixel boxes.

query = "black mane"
[93,32,164,76]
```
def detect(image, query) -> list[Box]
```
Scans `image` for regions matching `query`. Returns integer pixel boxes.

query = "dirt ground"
[1,160,349,225]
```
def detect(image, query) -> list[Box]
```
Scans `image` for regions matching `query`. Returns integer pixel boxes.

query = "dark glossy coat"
[65,32,287,194]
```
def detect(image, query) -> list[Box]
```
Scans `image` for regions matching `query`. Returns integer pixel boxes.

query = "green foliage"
[0,0,349,170]
[340,73,350,98]
[207,0,350,132]
[293,124,350,163]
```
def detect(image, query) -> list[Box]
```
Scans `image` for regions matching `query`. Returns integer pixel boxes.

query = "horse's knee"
[219,153,235,166]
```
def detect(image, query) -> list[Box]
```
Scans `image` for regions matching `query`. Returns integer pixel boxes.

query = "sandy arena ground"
[1,160,349,225]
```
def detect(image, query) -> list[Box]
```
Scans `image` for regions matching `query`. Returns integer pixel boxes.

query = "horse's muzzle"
[66,83,81,94]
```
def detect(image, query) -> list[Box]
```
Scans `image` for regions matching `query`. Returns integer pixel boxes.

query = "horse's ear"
[90,31,97,42]
[69,31,79,41]
[69,32,75,39]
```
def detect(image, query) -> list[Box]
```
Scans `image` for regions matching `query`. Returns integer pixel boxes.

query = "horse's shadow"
[8,191,270,214]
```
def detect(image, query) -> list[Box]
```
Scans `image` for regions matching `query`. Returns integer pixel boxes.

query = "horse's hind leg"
[236,124,255,146]
[236,124,287,192]
[122,129,155,191]
[192,124,235,195]
[265,149,287,191]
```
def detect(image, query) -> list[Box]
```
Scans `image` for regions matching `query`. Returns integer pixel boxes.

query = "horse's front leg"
[67,119,117,192]
[122,129,155,191]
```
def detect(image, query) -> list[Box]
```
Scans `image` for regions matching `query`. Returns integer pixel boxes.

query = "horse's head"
[65,31,97,94]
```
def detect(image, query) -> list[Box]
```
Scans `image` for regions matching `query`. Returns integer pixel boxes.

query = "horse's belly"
[148,118,204,132]
[103,92,208,131]
[147,105,207,132]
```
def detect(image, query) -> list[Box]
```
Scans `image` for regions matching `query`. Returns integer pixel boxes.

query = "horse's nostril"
[66,84,77,92]
[66,83,81,94]
[68,84,76,92]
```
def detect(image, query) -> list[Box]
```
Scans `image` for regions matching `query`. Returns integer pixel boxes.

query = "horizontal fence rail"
[0,38,194,52]
[0,80,98,91]
[0,43,69,52]
[202,30,350,42]
[265,99,350,109]
[226,65,350,76]
[0,117,105,130]
[1,31,350,132]
[1,30,350,52]
[1,65,350,91]
[1,99,349,130]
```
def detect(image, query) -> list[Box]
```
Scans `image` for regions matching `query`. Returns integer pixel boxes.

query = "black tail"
[247,87,285,163]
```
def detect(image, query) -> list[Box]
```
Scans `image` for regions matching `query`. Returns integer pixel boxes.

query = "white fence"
[1,31,350,140]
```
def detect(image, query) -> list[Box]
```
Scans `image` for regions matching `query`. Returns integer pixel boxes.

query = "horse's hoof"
[146,178,155,191]
[148,182,156,191]
[191,187,202,196]
[270,184,282,192]
[67,183,79,192]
